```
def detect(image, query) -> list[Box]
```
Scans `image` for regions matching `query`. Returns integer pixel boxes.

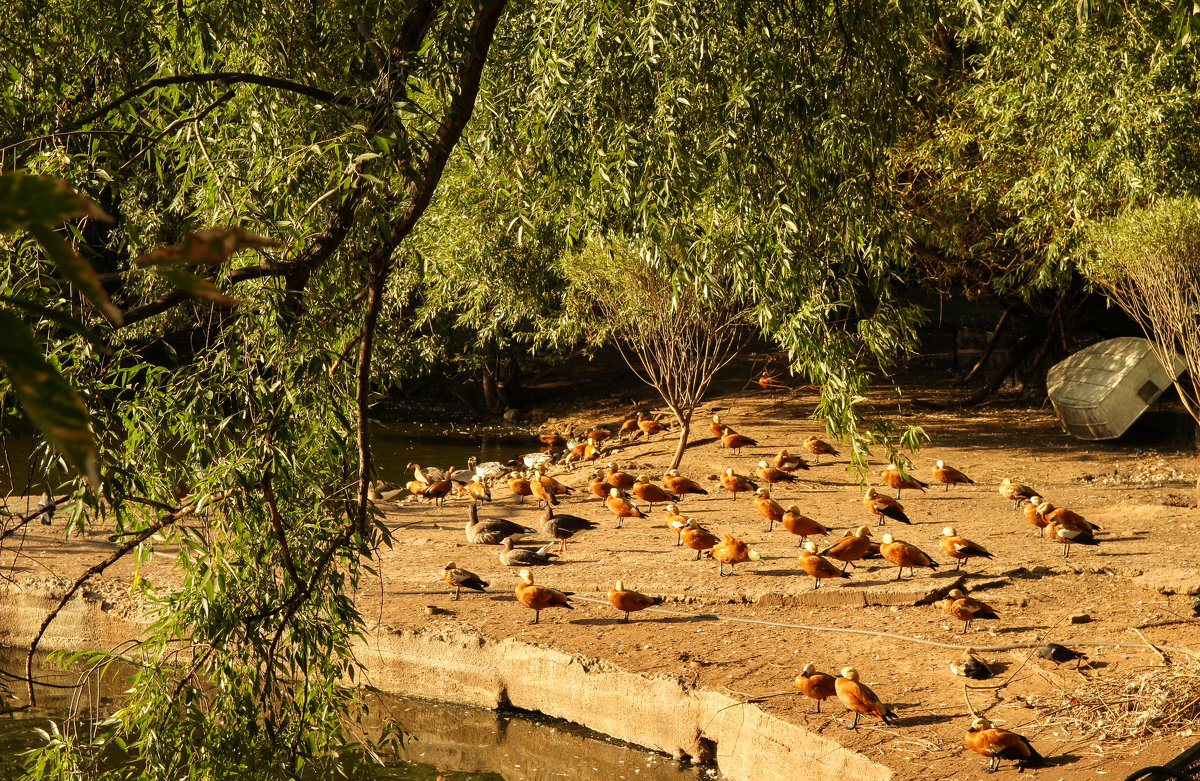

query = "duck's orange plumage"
[720,468,758,499]
[514,568,573,624]
[711,534,759,576]
[680,519,719,560]
[820,526,872,571]
[835,667,897,729]
[964,717,1044,772]
[606,488,645,528]
[795,663,837,712]
[879,533,939,580]
[607,580,663,622]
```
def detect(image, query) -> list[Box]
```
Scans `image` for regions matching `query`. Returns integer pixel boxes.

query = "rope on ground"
[565,595,1199,658]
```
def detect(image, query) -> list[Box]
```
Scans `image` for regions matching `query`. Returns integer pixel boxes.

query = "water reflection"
[0,650,709,781]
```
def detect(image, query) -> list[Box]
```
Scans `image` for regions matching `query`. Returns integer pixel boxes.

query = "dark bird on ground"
[1035,643,1088,669]
[540,507,597,553]
[464,503,536,545]
[951,649,992,680]
[499,538,557,567]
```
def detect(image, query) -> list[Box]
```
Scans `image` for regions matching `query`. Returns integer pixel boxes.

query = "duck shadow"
[1043,753,1082,768]
[571,614,716,626]
[994,625,1051,634]
[755,568,807,577]
[1102,533,1150,542]
[895,712,956,727]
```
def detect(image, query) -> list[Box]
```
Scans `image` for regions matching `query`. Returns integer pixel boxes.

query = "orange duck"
[589,470,616,502]
[607,580,663,622]
[442,563,488,600]
[882,464,927,499]
[663,469,708,498]
[1046,520,1099,558]
[757,460,799,489]
[781,505,830,544]
[507,472,532,503]
[606,488,646,528]
[680,519,720,560]
[1025,498,1050,535]
[583,438,603,463]
[1043,505,1100,531]
[999,478,1038,509]
[753,487,786,532]
[939,527,994,570]
[534,464,574,496]
[941,588,999,632]
[863,488,910,525]
[720,430,758,455]
[618,415,640,440]
[663,503,689,545]
[964,717,1044,773]
[720,467,758,500]
[798,541,851,590]
[879,533,939,580]
[636,412,667,439]
[774,449,808,472]
[529,474,559,509]
[820,526,872,571]
[795,664,837,713]
[514,568,573,624]
[711,534,760,576]
[587,428,612,442]
[932,460,974,491]
[423,479,453,507]
[835,668,897,729]
[710,413,732,438]
[466,476,492,503]
[632,475,679,512]
[606,463,636,491]
[539,430,568,449]
[802,436,839,463]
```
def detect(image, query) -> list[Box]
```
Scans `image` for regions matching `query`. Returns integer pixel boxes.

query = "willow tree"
[569,240,747,469]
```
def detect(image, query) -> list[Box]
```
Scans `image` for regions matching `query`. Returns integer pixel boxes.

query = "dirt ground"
[5,371,1200,780]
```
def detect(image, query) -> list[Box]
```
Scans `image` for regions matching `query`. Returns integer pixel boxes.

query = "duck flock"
[381,410,1110,773]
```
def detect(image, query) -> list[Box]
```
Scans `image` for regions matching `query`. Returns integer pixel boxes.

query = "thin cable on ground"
[565,595,1198,657]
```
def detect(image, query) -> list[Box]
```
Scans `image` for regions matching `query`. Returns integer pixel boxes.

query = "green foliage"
[1084,196,1200,284]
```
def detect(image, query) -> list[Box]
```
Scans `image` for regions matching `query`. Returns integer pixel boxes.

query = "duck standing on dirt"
[442,563,488,600]
[507,472,533,503]
[1025,498,1051,535]
[607,580,663,622]
[720,430,758,455]
[540,507,597,553]
[882,464,928,500]
[939,527,994,570]
[681,519,720,560]
[798,542,851,590]
[720,468,758,500]
[941,588,1000,632]
[757,460,799,489]
[879,533,939,580]
[465,503,536,545]
[589,470,616,502]
[774,449,808,472]
[663,469,708,498]
[711,534,760,576]
[999,478,1038,509]
[820,526,872,571]
[514,569,573,624]
[753,487,786,532]
[863,488,910,525]
[605,488,645,528]
[932,460,974,490]
[835,667,897,729]
[632,475,678,512]
[781,505,830,544]
[795,664,837,713]
[964,717,1045,773]
[802,436,839,463]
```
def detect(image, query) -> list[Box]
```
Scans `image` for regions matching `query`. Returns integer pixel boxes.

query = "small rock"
[424,605,451,616]
[502,408,522,422]
[1069,613,1091,624]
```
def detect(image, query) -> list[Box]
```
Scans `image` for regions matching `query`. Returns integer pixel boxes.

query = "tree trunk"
[668,410,693,470]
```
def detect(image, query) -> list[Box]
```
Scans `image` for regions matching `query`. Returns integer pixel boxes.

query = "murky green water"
[0,650,710,780]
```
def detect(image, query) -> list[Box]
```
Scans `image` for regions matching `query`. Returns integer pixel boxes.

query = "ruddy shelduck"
[781,505,830,544]
[618,416,639,440]
[711,534,760,576]
[466,475,492,503]
[534,464,574,496]
[664,503,690,546]
[529,474,559,509]
[663,469,708,497]
[820,526,872,571]
[606,488,646,528]
[607,580,663,622]
[1025,498,1050,535]
[879,533,939,580]
[795,663,837,712]
[636,412,666,439]
[932,460,974,490]
[1044,505,1100,531]
[681,519,720,560]
[442,562,488,600]
[507,472,532,503]
[882,464,927,499]
[863,488,910,525]
[710,414,732,438]
[757,460,799,488]
[941,588,999,632]
[632,475,678,512]
[835,667,897,729]
[753,487,786,532]
[606,463,636,491]
[999,478,1037,509]
[802,436,839,463]
[720,431,758,455]
[1046,520,1099,558]
[951,649,991,680]
[964,717,1044,773]
[720,467,758,500]
[939,527,994,570]
[799,541,851,590]
[589,470,616,502]
[422,479,453,506]
[514,569,573,624]
[774,449,808,472]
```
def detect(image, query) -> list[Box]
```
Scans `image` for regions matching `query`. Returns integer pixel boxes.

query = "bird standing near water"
[514,569,573,624]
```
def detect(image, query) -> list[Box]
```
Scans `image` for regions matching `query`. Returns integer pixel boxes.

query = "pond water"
[0,649,710,781]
